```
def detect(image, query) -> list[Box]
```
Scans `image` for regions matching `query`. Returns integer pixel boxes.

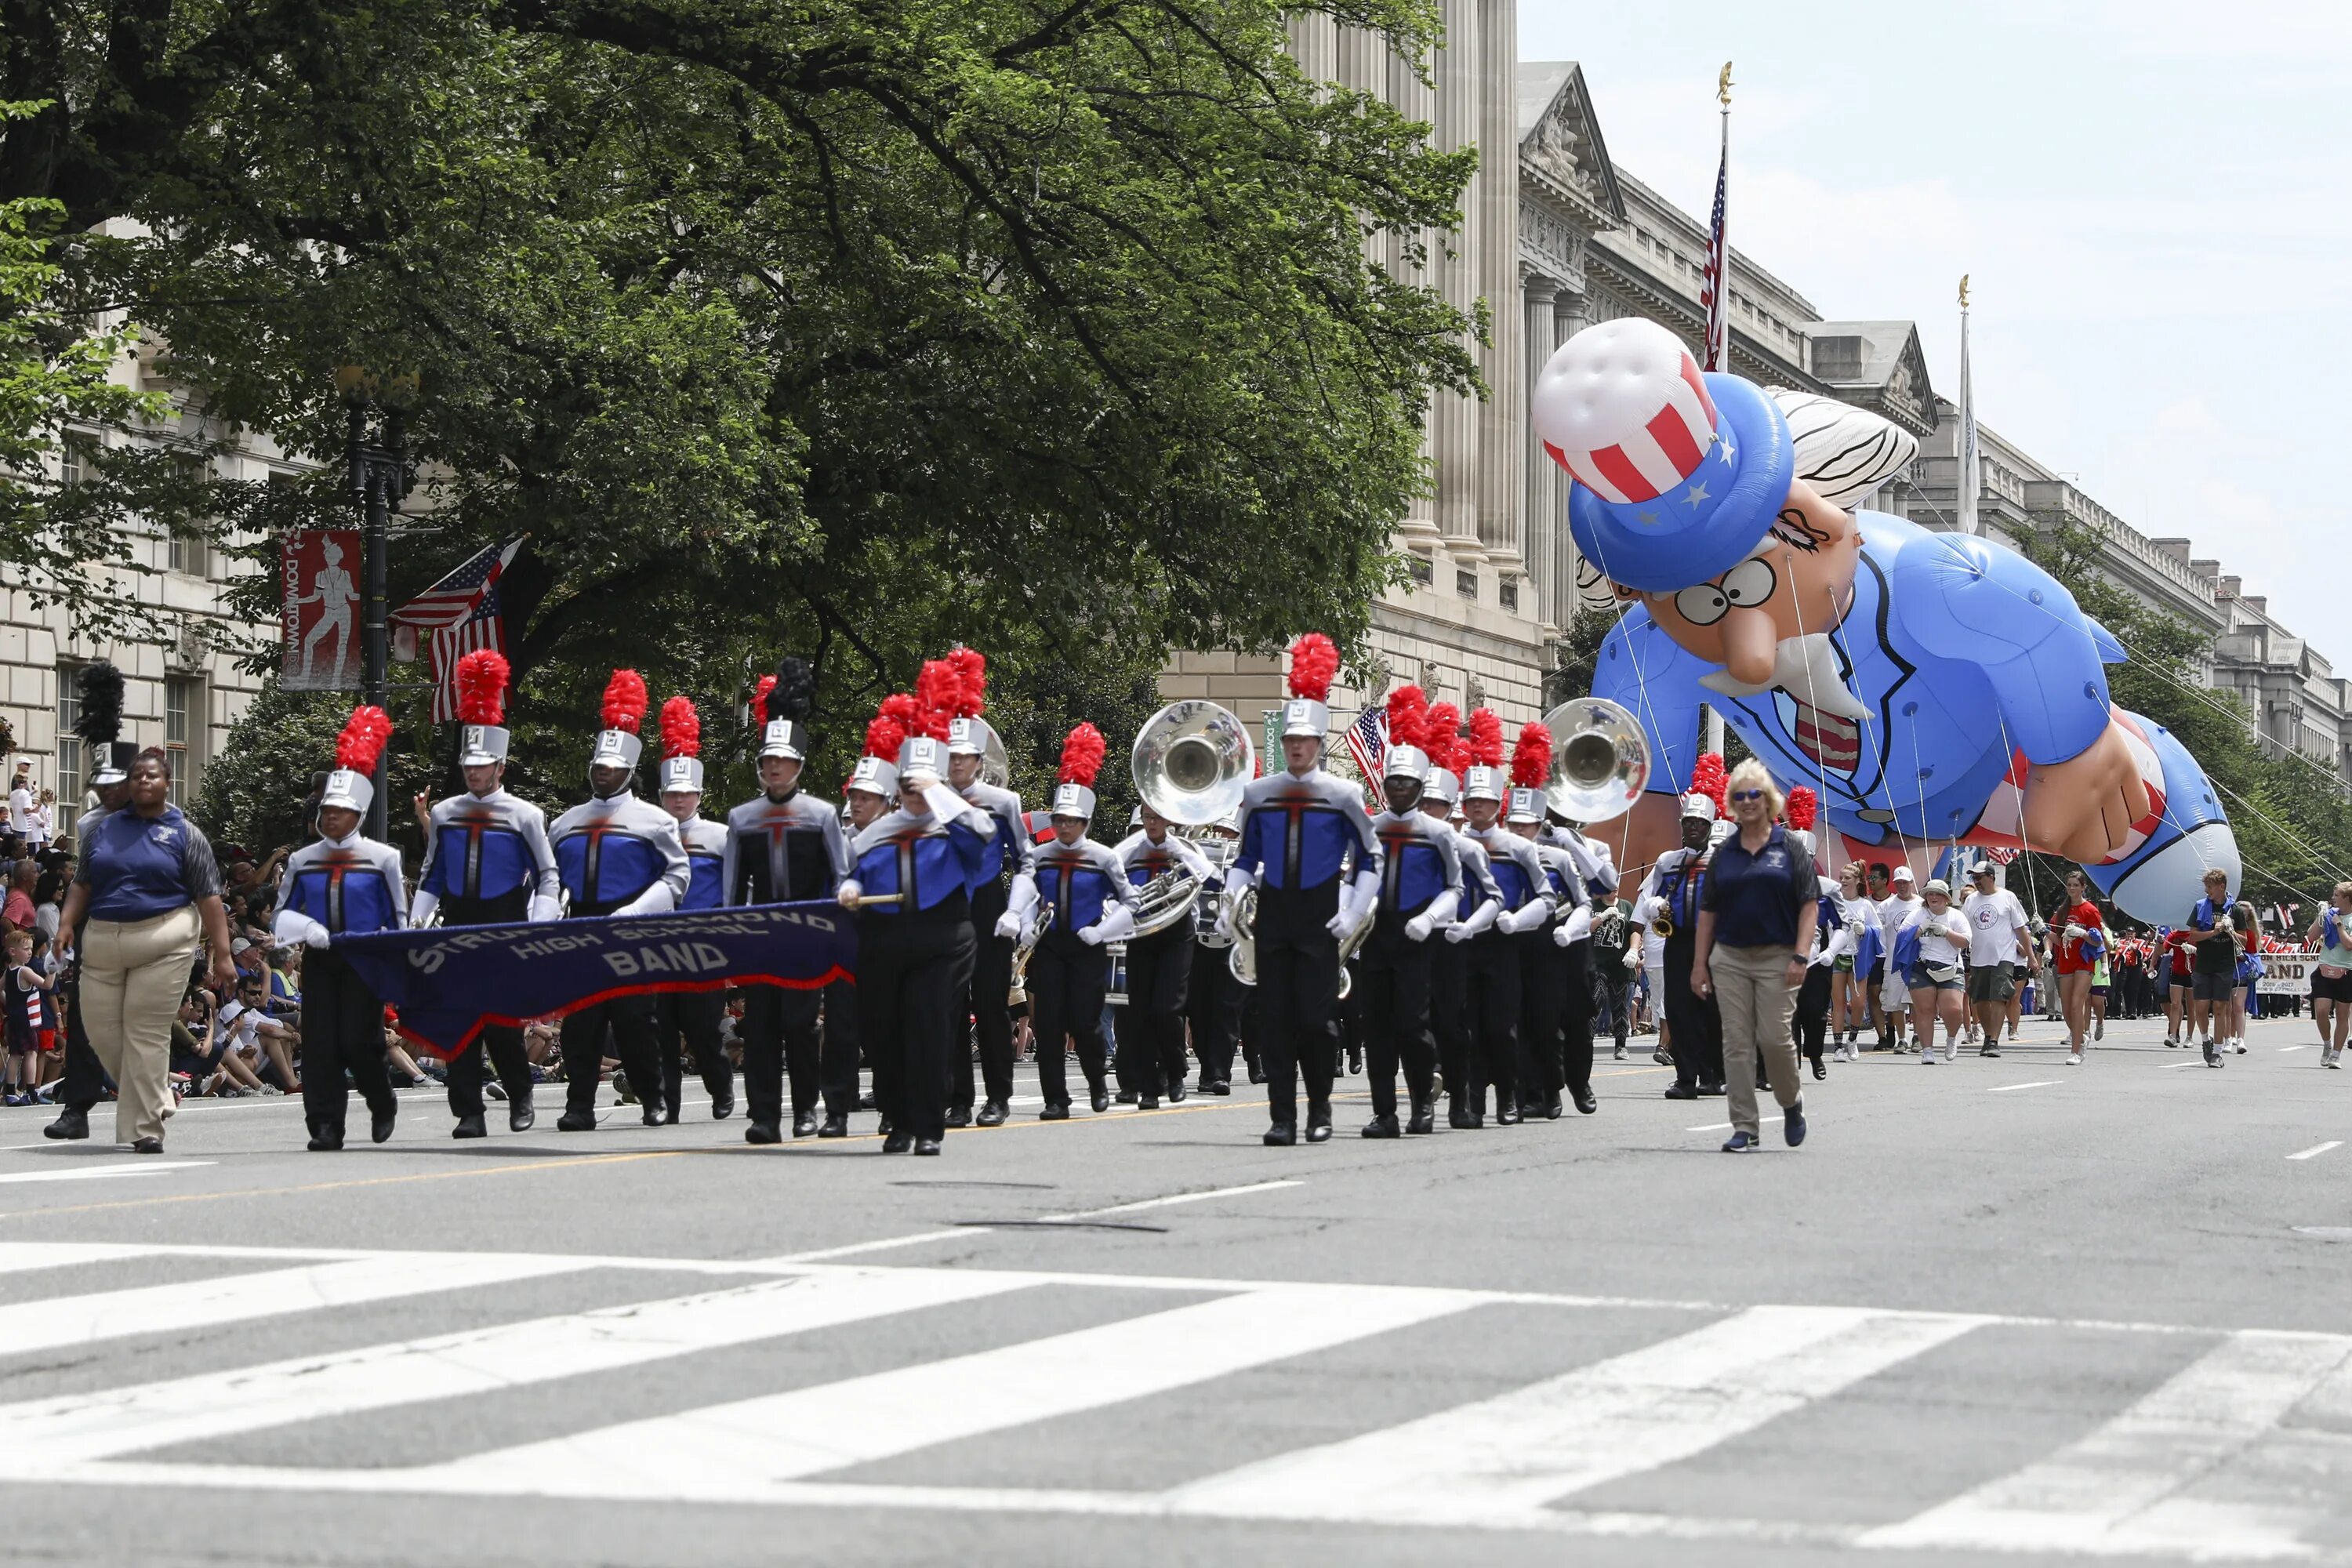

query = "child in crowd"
[2,927,52,1105]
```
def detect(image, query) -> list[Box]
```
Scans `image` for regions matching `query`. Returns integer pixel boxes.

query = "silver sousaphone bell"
[1132,699,1255,825]
[1537,695,1650,825]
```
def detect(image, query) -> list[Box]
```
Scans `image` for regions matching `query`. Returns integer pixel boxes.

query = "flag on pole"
[391,538,522,722]
[1700,63,1733,372]
[1343,707,1387,785]
[1955,275,1980,536]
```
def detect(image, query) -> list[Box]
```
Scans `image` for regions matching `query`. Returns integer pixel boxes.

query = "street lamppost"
[334,365,416,841]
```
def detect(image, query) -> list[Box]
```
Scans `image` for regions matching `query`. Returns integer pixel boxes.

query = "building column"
[1523,274,1561,629]
[1432,0,1482,561]
[1473,0,1521,575]
[1554,288,1589,605]
[1387,38,1440,545]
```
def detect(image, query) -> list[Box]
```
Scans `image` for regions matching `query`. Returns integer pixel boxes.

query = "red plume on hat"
[1785,785,1817,832]
[1465,707,1504,769]
[455,651,508,726]
[866,693,920,761]
[949,647,987,719]
[1424,702,1464,774]
[1690,752,1728,815]
[1287,633,1338,702]
[1511,722,1552,790]
[659,696,699,761]
[913,659,957,742]
[1385,685,1428,753]
[751,675,777,725]
[334,706,392,773]
[1058,723,1106,787]
[601,670,648,734]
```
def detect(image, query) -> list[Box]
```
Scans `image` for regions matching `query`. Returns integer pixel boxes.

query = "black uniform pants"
[1121,925,1192,1098]
[1592,961,1631,1052]
[1514,930,1564,1105]
[1461,932,1520,1113]
[441,890,533,1120]
[298,949,394,1139]
[651,990,729,1116]
[560,994,662,1119]
[1795,964,1831,1065]
[56,974,107,1111]
[863,913,974,1142]
[1254,884,1341,1126]
[1030,935,1110,1109]
[1187,942,1243,1087]
[822,978,862,1117]
[1429,936,1470,1101]
[1359,920,1435,1117]
[740,985,823,1126]
[1553,937,1595,1098]
[1663,940,1725,1089]
[956,880,1016,1109]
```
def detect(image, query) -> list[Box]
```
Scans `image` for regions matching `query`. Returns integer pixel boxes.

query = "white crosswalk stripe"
[5,1241,2352,1561]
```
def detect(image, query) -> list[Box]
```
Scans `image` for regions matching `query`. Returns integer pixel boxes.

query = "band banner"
[333,903,855,1057]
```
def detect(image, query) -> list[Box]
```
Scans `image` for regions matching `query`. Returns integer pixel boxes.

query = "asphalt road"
[2,1005,2349,1567]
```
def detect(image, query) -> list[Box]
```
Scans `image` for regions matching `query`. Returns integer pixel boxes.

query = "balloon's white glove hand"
[993,912,1022,941]
[1403,913,1433,943]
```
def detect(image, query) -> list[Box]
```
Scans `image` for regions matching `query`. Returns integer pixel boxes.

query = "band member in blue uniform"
[1629,773,1729,1099]
[274,707,406,1151]
[1183,808,1244,1094]
[411,651,562,1138]
[1112,802,1215,1109]
[550,670,690,1131]
[837,746,896,1131]
[1505,726,1572,1121]
[649,695,735,1125]
[1221,634,1381,1146]
[1025,725,1140,1116]
[722,659,850,1140]
[1358,686,1461,1138]
[943,650,1038,1128]
[1417,703,1493,1114]
[1450,709,1556,1129]
[837,706,997,1156]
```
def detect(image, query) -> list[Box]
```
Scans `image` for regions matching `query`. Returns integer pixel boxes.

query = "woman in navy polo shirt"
[1691,759,1817,1153]
[56,750,235,1152]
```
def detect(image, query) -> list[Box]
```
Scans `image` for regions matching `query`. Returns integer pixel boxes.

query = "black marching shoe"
[372,1108,397,1145]
[912,1137,942,1156]
[132,1136,164,1154]
[1247,1065,1266,1085]
[1447,1098,1482,1131]
[1405,1098,1436,1135]
[881,1131,914,1154]
[1138,1095,1160,1110]
[710,1086,735,1120]
[1305,1104,1334,1142]
[975,1099,1008,1127]
[1542,1094,1566,1120]
[1115,1090,1138,1105]
[1203,1080,1232,1096]
[1360,1113,1400,1139]
[745,1120,782,1145]
[555,1110,596,1132]
[307,1127,344,1152]
[1494,1092,1523,1127]
[1811,1058,1828,1081]
[946,1105,972,1129]
[1697,1080,1727,1097]
[1089,1090,1112,1114]
[1262,1122,1297,1147]
[44,1105,89,1140]
[1662,1083,1699,1100]
[1573,1088,1598,1116]
[817,1113,849,1138]
[792,1113,819,1138]
[453,1113,490,1139]
[663,1105,681,1127]
[1040,1102,1070,1121]
[508,1090,535,1133]
[642,1106,666,1127]
[1784,1099,1808,1148]
[1167,1083,1186,1104]
[1346,1046,1363,1076]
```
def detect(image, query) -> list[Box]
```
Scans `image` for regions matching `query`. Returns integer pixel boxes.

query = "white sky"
[1520,0,2352,666]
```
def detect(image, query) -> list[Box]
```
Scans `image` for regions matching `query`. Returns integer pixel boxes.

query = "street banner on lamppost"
[281,528,363,690]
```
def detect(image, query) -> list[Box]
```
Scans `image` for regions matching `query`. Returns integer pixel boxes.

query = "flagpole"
[1955,274,1980,537]
[1703,61,1732,758]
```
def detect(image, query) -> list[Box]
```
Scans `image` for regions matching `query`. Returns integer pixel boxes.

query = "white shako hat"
[1458,706,1507,803]
[452,649,512,768]
[756,655,816,762]
[590,669,648,774]
[1281,632,1338,741]
[848,755,897,798]
[1051,723,1105,821]
[320,705,391,815]
[1424,768,1461,806]
[657,694,703,794]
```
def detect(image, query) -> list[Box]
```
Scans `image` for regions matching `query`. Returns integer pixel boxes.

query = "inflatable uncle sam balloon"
[1535,317,2238,924]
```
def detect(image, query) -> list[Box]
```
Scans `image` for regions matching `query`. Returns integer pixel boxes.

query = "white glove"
[274,913,332,950]
[1080,921,1107,947]
[993,911,1023,941]
[408,889,441,927]
[1500,904,1547,936]
[528,894,563,924]
[1444,922,1473,945]
[1622,944,1642,971]
[1553,920,1577,948]
[1404,913,1434,942]
[1212,906,1236,942]
[1324,910,1354,941]
[2063,922,2086,940]
[837,878,863,909]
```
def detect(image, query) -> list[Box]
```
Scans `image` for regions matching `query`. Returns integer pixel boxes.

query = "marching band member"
[943,651,1037,1129]
[1630,760,1729,1100]
[1450,709,1554,1128]
[1507,726,1574,1120]
[722,659,850,1140]
[837,702,996,1156]
[273,707,405,1152]
[1540,808,1614,1119]
[412,651,562,1138]
[1221,635,1381,1146]
[1417,702,1497,1112]
[837,735,899,1129]
[550,670,690,1131]
[1113,801,1216,1107]
[1185,808,1244,1094]
[1358,686,1461,1138]
[1026,725,1140,1115]
[650,696,735,1125]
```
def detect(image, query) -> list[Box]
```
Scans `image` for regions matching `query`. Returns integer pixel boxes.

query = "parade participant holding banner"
[1027,724,1139,1116]
[723,659,848,1140]
[838,699,996,1156]
[274,707,405,1150]
[412,651,561,1137]
[550,670,689,1131]
[651,695,735,1125]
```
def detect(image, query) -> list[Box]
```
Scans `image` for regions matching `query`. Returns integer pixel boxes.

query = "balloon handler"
[1534,318,2238,923]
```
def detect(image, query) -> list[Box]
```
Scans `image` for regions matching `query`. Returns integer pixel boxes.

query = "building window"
[1406,554,1433,587]
[1455,569,1478,601]
[55,663,82,841]
[168,530,209,579]
[165,675,201,807]
[1498,578,1519,613]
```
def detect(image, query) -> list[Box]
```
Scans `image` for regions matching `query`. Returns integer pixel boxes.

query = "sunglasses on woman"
[1729,789,1766,802]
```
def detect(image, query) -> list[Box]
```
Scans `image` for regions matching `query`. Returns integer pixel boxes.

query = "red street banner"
[281,529,362,691]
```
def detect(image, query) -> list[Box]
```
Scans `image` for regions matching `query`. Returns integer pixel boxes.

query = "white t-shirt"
[216,1000,281,1053]
[1963,888,2027,966]
[7,785,31,834]
[1876,892,1919,953]
[1905,903,1971,967]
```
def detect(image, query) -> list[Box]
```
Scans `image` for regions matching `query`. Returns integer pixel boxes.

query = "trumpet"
[1007,905,1053,1007]
[1650,912,1676,939]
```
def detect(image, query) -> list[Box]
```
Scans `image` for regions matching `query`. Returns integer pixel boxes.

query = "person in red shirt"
[2,859,36,932]
[2053,869,2106,1065]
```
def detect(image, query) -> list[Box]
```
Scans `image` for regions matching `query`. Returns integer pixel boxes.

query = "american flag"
[391,539,521,722]
[1700,121,1730,372]
[1342,707,1386,785]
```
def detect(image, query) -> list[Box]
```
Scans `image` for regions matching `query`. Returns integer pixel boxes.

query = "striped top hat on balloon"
[455,651,511,768]
[1051,723,1106,820]
[1460,709,1507,804]
[1383,684,1431,784]
[590,670,647,773]
[1507,721,1552,824]
[1282,633,1339,741]
[658,695,702,794]
[1533,317,1794,593]
[320,706,392,816]
[754,656,815,761]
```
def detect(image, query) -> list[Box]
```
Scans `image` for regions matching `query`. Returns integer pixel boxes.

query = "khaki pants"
[1714,942,1803,1137]
[81,905,201,1145]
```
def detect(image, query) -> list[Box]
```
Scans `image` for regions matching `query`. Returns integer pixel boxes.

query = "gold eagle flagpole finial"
[1958,273,1971,309]
[1717,61,1733,108]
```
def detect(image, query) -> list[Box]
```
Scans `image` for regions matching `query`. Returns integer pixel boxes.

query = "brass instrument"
[1133,699,1254,825]
[1128,866,1203,942]
[1537,696,1650,825]
[1650,911,1676,939]
[1007,904,1053,1007]
[1224,883,1367,1001]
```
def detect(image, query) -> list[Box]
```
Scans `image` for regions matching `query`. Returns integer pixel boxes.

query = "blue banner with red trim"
[332,902,854,1056]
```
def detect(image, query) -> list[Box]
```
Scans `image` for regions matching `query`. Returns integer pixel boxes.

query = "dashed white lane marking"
[2286,1142,2343,1162]
[2278,1045,2310,1053]
[1987,1081,2060,1093]
[0,1160,212,1185]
